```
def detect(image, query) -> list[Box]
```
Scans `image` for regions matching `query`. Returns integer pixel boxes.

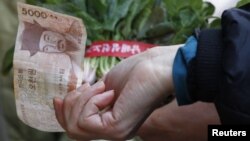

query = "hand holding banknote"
[53,46,180,140]
[15,3,181,140]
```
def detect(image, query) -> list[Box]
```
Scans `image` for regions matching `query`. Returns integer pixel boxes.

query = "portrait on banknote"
[21,20,80,58]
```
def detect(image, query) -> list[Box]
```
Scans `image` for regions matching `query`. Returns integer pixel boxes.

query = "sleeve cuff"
[173,36,197,105]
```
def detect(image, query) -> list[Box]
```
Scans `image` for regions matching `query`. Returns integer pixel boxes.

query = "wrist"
[148,45,181,103]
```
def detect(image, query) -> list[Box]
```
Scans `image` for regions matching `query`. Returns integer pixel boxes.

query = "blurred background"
[0,0,245,141]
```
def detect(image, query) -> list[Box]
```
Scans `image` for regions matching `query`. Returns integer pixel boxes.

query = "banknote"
[14,2,86,132]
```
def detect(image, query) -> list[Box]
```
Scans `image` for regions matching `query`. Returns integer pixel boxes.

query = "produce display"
[2,0,218,82]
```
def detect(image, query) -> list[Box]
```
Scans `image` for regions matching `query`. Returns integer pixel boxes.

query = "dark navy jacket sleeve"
[186,4,250,124]
[215,4,250,124]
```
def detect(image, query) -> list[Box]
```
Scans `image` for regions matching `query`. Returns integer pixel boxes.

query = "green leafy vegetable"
[237,0,250,7]
[3,0,217,82]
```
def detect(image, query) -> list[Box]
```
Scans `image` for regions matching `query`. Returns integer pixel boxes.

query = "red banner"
[85,41,156,58]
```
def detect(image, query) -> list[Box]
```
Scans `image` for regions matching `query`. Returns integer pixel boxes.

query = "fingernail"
[92,81,104,89]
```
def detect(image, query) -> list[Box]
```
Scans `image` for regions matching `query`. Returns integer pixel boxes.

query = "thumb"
[78,90,115,133]
[95,90,115,110]
[81,90,115,117]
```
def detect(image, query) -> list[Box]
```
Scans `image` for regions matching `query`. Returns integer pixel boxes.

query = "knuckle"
[147,47,161,56]
[135,61,153,76]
